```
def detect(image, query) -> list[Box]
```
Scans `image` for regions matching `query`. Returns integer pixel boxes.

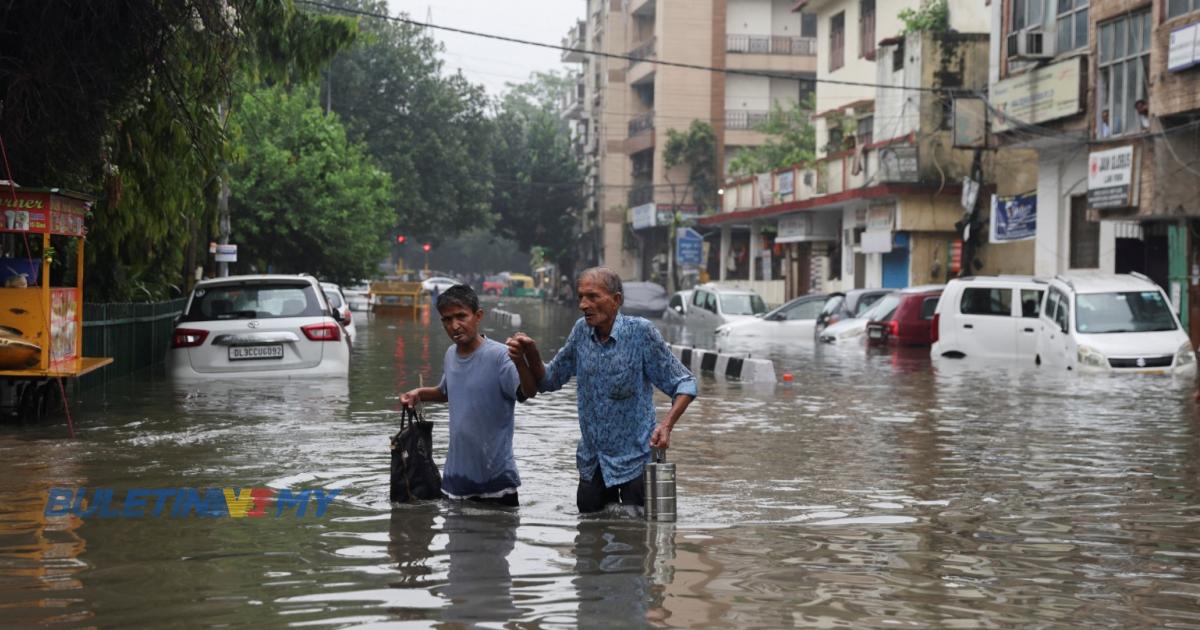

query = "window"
[830,12,845,72]
[780,298,824,321]
[721,293,767,316]
[1168,0,1200,19]
[856,115,874,146]
[801,13,818,38]
[892,39,905,71]
[1044,288,1061,318]
[1056,0,1088,52]
[960,287,1013,316]
[692,290,706,308]
[1097,11,1150,137]
[1069,195,1099,268]
[1011,0,1044,31]
[184,283,322,321]
[859,0,876,59]
[1020,289,1044,318]
[1054,293,1070,331]
[704,291,718,313]
[920,297,939,320]
[669,294,683,312]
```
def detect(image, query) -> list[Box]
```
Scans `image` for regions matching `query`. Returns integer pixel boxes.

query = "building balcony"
[727,35,815,56]
[629,183,654,207]
[628,38,657,86]
[560,76,586,120]
[562,21,587,63]
[726,109,772,130]
[628,111,654,137]
[630,0,655,17]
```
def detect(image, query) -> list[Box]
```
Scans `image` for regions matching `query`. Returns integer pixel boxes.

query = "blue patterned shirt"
[538,314,697,486]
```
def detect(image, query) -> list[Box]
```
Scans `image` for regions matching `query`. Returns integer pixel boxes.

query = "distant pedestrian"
[401,285,537,507]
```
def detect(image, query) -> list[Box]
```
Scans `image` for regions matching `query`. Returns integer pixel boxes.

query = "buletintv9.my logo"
[44,487,341,518]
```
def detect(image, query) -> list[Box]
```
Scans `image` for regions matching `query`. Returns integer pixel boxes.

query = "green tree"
[663,120,718,212]
[0,1,356,300]
[727,97,817,176]
[321,0,493,243]
[227,85,393,283]
[488,73,583,268]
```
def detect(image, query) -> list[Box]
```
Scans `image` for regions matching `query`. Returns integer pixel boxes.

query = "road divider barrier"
[669,345,776,383]
[489,308,522,329]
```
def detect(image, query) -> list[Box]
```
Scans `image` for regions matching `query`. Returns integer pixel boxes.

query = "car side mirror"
[1060,321,1069,334]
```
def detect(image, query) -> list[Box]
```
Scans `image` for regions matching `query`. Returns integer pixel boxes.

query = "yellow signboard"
[991,57,1082,132]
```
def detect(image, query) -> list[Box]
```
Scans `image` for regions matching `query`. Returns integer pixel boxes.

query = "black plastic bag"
[390,406,441,503]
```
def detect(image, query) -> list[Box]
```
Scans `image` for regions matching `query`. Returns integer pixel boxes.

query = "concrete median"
[669,345,776,383]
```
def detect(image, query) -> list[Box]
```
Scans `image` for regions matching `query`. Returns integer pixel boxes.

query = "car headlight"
[1176,341,1196,366]
[1077,345,1107,368]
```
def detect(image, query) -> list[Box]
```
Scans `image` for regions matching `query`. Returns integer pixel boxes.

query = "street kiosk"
[0,188,112,420]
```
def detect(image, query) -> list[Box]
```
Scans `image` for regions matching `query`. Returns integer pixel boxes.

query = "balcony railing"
[629,37,657,65]
[629,183,654,206]
[726,35,816,56]
[628,111,654,137]
[726,109,772,130]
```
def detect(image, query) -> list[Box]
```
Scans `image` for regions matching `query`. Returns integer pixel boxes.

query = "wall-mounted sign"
[991,57,1082,132]
[1168,22,1200,72]
[1088,145,1139,209]
[952,97,988,148]
[778,171,795,196]
[878,146,918,183]
[215,244,238,263]
[990,194,1036,242]
[631,202,656,229]
[676,227,703,267]
[866,203,895,231]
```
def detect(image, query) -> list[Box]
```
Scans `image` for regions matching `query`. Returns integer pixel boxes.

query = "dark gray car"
[622,282,669,319]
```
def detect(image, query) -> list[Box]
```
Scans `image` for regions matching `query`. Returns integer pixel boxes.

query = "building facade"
[562,0,817,289]
[990,0,1200,339]
[700,0,995,303]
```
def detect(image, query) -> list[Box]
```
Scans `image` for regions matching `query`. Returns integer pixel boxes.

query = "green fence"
[80,298,187,387]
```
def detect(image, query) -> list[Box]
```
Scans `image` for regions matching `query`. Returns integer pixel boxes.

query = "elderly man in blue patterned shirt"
[509,267,696,514]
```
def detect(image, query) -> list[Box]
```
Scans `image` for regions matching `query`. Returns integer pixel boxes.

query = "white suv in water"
[169,275,351,379]
[1035,273,1195,374]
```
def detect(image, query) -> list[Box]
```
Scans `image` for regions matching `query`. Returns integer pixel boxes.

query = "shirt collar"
[589,313,626,344]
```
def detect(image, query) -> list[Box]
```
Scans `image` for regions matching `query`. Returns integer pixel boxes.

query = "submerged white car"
[169,275,351,379]
[1036,273,1195,374]
[321,282,357,343]
[818,292,899,344]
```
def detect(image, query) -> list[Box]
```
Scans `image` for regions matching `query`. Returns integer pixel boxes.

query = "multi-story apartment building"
[561,0,817,288]
[989,0,1200,340]
[700,0,993,302]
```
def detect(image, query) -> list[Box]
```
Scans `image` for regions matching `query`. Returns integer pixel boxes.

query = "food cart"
[0,188,112,421]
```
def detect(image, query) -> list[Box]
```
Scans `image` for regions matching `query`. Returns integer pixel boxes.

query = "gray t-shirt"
[437,337,522,498]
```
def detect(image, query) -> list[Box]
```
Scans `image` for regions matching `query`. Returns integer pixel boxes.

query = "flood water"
[2,298,1200,627]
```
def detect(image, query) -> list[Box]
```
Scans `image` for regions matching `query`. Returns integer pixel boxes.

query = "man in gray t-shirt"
[402,285,536,506]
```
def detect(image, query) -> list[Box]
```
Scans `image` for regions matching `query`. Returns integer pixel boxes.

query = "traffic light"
[422,243,431,252]
[396,235,406,245]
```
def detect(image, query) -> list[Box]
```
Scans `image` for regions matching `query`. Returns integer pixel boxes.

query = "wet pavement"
[2,298,1199,627]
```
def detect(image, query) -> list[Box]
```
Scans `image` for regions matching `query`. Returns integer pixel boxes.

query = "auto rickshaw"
[0,188,112,421]
[504,273,543,298]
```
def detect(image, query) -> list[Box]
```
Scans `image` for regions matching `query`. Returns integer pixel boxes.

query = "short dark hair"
[578,266,623,297]
[436,284,480,313]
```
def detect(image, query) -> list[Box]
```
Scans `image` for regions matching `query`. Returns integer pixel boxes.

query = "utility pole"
[216,103,231,278]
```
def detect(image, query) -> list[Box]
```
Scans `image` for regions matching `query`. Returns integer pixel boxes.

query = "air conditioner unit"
[1007,29,1053,60]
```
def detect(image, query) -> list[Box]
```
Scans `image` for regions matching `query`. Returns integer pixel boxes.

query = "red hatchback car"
[866,286,943,346]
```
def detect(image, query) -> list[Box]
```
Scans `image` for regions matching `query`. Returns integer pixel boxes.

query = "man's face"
[439,303,482,346]
[578,276,622,330]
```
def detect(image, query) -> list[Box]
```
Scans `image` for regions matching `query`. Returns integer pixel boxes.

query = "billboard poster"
[50,288,79,365]
[990,194,1037,242]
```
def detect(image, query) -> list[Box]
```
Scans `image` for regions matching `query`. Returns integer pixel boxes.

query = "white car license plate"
[229,345,284,361]
[868,328,883,339]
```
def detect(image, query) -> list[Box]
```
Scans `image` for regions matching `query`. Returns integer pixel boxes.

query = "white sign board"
[861,230,893,254]
[1087,145,1138,209]
[631,202,656,230]
[215,244,238,263]
[1169,22,1200,72]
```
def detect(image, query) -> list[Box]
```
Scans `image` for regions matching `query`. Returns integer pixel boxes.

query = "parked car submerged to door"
[715,293,830,348]
[866,286,943,347]
[169,274,351,379]
[621,282,668,319]
[1035,273,1194,374]
[683,284,768,331]
[931,276,1045,361]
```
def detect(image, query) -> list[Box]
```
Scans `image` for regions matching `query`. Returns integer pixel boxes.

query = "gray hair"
[578,266,623,297]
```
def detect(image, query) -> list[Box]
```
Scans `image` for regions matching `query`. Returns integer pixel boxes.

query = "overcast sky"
[385,0,584,96]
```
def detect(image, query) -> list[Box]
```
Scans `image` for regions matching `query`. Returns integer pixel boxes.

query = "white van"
[1035,273,1195,374]
[931,276,1046,362]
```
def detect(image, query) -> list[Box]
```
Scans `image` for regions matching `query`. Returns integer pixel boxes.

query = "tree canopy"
[664,120,718,213]
[727,97,817,176]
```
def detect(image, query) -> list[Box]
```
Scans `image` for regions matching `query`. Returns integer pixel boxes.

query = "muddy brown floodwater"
[1,298,1199,627]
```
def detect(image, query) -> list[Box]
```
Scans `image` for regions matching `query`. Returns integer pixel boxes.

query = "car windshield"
[861,294,901,321]
[853,293,886,316]
[1075,291,1177,333]
[183,283,323,321]
[720,293,767,315]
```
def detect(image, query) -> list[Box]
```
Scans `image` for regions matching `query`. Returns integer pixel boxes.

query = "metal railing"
[726,109,772,130]
[629,183,654,206]
[726,35,816,56]
[629,37,657,65]
[79,297,188,388]
[628,111,654,137]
